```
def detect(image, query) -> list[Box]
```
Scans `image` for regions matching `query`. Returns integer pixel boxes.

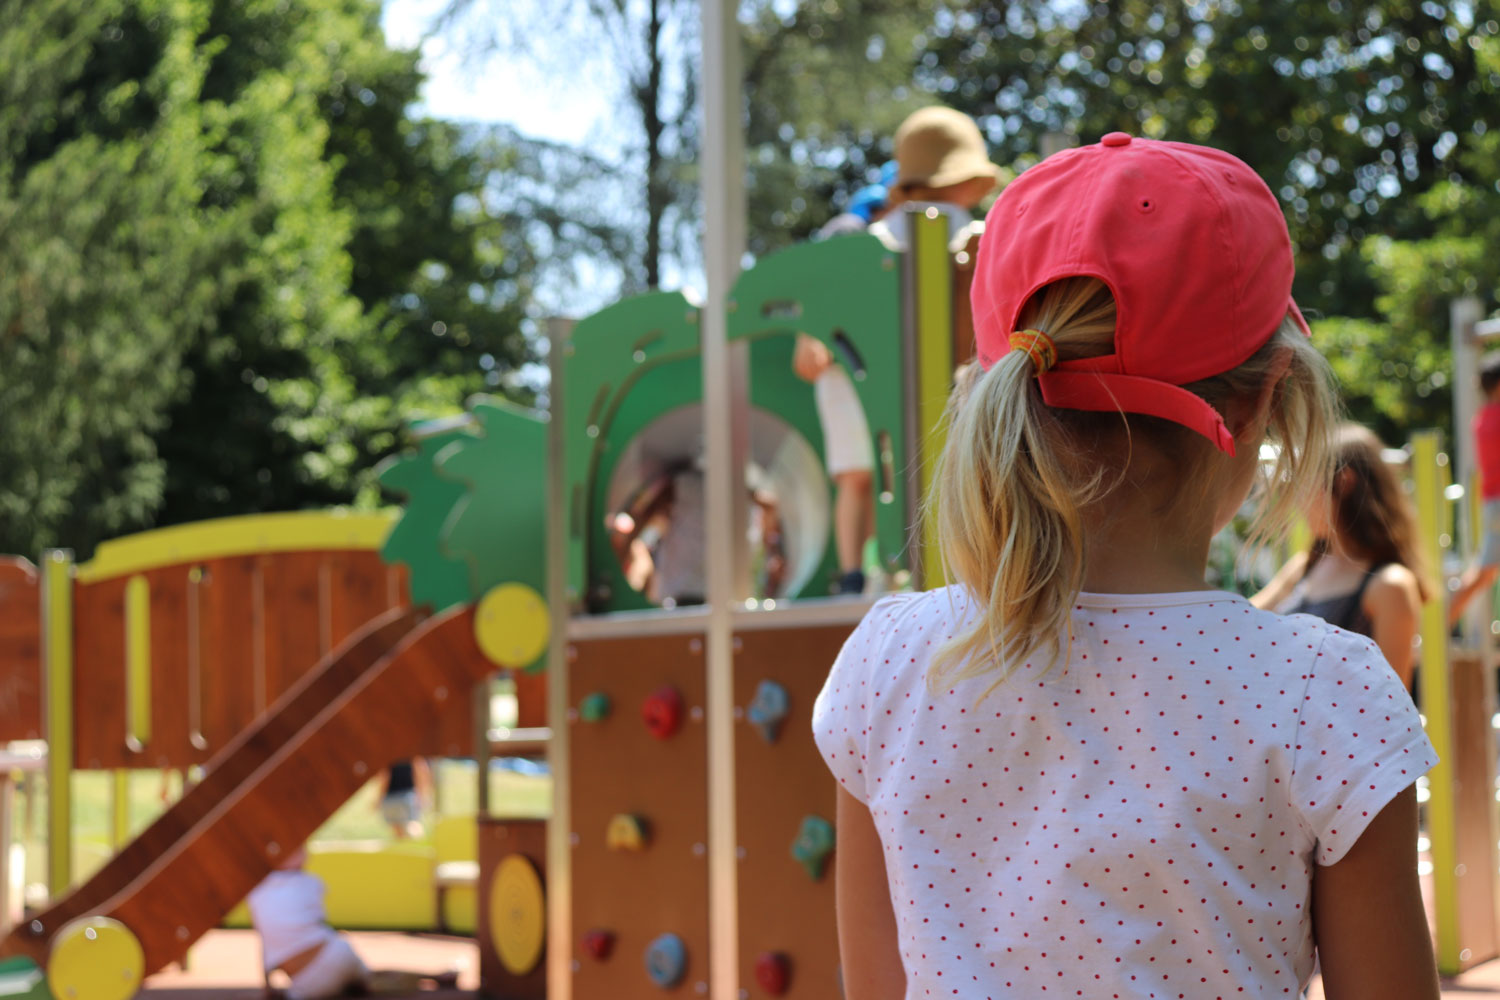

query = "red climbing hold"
[582,929,616,961]
[754,951,791,995]
[642,684,685,740]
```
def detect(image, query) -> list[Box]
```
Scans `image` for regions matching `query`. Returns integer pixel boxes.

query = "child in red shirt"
[1448,354,1500,624]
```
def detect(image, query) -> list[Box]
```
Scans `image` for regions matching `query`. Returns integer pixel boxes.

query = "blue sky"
[380,0,610,145]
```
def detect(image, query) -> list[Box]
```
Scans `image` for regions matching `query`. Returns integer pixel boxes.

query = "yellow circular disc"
[489,854,546,976]
[47,916,144,1000]
[475,583,551,668]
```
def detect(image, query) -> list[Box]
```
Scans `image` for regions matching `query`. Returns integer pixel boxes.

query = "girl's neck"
[1316,538,1373,572]
[1080,496,1218,595]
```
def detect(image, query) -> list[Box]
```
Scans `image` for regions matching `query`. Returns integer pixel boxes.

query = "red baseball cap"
[971,132,1308,455]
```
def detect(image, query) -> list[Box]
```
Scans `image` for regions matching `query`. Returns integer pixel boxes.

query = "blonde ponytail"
[929,278,1337,691]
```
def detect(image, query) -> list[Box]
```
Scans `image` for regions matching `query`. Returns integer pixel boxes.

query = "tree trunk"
[643,0,665,289]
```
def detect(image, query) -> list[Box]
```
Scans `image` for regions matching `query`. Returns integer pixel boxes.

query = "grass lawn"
[9,759,550,906]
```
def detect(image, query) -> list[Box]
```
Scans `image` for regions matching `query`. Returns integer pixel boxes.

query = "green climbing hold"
[579,692,611,722]
[792,814,835,880]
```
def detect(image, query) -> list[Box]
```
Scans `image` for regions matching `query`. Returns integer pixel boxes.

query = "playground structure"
[0,213,1496,1000]
[0,40,1493,994]
[0,210,982,1000]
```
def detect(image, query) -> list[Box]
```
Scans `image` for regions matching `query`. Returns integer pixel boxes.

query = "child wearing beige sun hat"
[871,106,1003,251]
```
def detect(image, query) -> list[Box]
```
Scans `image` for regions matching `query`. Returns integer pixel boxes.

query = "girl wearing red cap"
[814,135,1438,998]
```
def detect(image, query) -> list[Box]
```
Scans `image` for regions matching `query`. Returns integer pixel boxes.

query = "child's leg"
[366,969,460,993]
[285,938,369,1000]
[834,469,874,588]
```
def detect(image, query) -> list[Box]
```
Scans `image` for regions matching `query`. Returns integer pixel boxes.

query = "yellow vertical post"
[41,549,74,895]
[1412,431,1460,973]
[124,575,152,753]
[111,772,130,848]
[914,210,953,587]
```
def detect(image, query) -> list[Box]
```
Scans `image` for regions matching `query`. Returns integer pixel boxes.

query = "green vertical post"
[1411,432,1460,972]
[41,550,74,895]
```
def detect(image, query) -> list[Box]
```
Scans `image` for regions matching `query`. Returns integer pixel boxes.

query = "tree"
[741,0,941,256]
[921,1,1499,438]
[153,0,536,525]
[0,0,537,557]
[435,0,699,294]
[432,0,941,297]
[0,0,222,555]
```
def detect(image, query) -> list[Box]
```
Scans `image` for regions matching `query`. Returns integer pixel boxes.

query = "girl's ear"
[1333,464,1356,497]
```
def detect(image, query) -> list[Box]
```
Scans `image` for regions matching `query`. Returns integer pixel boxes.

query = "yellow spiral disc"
[489,853,546,976]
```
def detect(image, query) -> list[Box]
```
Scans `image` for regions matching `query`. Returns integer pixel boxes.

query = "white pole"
[700,1,749,998]
[1452,296,1483,523]
[546,317,575,1000]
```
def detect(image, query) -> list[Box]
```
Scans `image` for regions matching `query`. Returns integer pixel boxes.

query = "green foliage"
[922,2,1500,439]
[925,2,1497,314]
[156,0,535,527]
[0,0,534,557]
[0,0,221,554]
[742,0,942,255]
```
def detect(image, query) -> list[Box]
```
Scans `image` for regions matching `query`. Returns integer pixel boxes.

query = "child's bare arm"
[1250,550,1307,610]
[835,787,904,1000]
[1311,784,1438,999]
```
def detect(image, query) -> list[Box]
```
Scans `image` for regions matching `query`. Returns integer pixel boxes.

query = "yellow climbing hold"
[47,916,144,1000]
[489,854,546,976]
[474,582,550,668]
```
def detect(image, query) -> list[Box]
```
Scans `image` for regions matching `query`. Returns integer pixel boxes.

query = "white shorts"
[1482,499,1500,567]
[286,937,369,1000]
[814,367,874,476]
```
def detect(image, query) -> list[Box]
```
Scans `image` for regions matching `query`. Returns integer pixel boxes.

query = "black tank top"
[386,760,415,795]
[1281,566,1381,639]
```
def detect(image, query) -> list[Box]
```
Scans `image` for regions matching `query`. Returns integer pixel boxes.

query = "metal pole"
[545,316,576,1000]
[1451,297,1483,566]
[700,2,749,997]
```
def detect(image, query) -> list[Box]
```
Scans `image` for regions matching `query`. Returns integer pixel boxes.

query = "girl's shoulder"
[1364,563,1422,604]
[849,585,972,647]
[831,587,972,681]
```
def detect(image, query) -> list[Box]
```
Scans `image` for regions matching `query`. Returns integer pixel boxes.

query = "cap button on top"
[1101,132,1132,147]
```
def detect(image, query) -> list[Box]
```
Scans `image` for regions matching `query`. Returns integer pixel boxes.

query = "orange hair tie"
[1008,329,1057,374]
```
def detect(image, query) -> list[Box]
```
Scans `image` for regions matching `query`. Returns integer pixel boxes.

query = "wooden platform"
[140,929,476,999]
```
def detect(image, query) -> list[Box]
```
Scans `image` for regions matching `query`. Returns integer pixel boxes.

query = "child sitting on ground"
[248,846,458,999]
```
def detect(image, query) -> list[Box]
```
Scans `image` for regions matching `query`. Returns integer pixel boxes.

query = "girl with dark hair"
[1254,423,1429,689]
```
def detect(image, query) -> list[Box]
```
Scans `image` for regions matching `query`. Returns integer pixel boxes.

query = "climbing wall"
[568,632,711,997]
[733,625,847,999]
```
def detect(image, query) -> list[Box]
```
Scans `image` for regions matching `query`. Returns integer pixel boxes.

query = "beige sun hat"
[892,106,1003,191]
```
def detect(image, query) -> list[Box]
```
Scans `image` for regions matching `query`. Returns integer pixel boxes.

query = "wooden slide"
[0,601,497,978]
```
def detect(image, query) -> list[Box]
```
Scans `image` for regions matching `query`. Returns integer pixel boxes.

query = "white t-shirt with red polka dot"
[813,586,1436,999]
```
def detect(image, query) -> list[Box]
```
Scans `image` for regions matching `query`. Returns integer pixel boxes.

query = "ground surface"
[141,928,1500,999]
[140,930,477,999]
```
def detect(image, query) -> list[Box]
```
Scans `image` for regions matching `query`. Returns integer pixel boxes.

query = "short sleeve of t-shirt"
[1289,624,1438,866]
[812,596,910,804]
